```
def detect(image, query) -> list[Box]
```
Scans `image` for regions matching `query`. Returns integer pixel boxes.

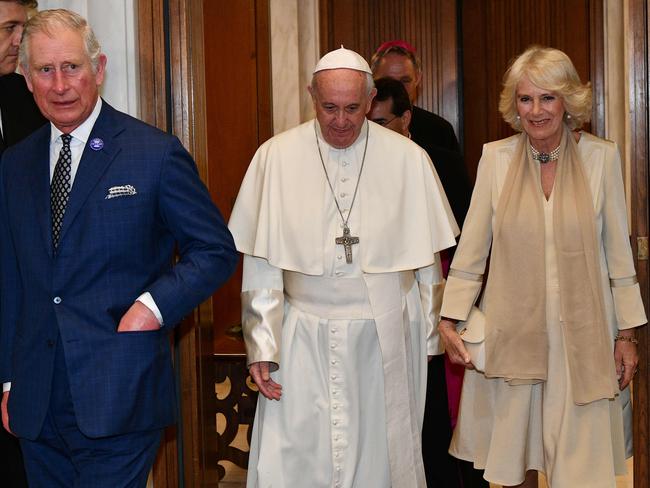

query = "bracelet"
[615,335,639,344]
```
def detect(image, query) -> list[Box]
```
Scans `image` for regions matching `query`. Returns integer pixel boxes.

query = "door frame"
[629,1,650,487]
[137,0,216,486]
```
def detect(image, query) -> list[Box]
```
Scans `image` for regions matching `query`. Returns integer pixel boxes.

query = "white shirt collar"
[49,97,103,145]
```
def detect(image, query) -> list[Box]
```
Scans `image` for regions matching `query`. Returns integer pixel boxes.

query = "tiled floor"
[216,384,634,487]
[530,458,633,488]
[219,460,247,486]
[220,459,634,487]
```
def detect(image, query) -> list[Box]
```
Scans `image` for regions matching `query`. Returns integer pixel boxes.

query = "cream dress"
[450,193,626,487]
[442,133,647,488]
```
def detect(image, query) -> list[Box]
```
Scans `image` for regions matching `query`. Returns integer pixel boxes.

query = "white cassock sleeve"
[241,254,284,371]
[416,253,445,356]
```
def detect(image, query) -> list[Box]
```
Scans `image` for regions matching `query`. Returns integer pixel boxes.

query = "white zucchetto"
[313,45,372,75]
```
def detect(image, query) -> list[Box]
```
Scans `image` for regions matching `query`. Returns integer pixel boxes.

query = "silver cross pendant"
[335,225,359,264]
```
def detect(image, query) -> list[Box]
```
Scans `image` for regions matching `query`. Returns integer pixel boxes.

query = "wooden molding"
[589,0,605,137]
[628,1,650,486]
[136,0,167,130]
[137,0,217,485]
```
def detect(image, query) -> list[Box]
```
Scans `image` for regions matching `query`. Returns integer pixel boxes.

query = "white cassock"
[229,120,459,488]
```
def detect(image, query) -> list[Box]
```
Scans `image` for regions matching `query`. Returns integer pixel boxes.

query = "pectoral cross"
[335,225,359,264]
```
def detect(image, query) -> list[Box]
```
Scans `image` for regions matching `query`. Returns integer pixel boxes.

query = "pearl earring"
[516,115,521,120]
[565,113,572,119]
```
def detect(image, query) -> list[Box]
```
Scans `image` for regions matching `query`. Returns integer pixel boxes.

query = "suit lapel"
[27,126,55,256]
[57,103,123,249]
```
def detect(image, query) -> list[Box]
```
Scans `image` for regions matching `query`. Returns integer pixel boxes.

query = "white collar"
[50,97,103,145]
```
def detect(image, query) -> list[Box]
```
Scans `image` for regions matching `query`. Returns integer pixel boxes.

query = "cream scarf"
[483,125,618,405]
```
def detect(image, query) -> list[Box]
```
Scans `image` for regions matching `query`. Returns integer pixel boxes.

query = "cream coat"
[441,132,646,486]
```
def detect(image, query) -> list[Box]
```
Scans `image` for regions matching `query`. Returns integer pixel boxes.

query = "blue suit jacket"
[0,102,237,439]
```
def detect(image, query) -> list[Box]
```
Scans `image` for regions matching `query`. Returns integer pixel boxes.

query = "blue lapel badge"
[89,138,104,151]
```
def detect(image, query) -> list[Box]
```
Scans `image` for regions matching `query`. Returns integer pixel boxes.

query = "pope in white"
[228,47,459,488]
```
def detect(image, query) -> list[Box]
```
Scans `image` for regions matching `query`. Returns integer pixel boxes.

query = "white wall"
[270,0,318,134]
[37,0,139,118]
[604,0,631,222]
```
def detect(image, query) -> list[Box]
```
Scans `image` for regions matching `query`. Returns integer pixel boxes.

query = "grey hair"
[310,70,375,97]
[370,45,421,75]
[19,9,102,73]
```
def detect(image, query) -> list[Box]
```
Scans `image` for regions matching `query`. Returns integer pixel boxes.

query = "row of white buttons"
[329,323,345,486]
[331,154,354,487]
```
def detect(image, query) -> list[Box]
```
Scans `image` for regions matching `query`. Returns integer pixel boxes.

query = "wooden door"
[320,0,460,137]
[460,0,603,180]
[136,0,272,486]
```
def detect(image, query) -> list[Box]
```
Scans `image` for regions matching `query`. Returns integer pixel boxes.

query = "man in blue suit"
[0,9,238,487]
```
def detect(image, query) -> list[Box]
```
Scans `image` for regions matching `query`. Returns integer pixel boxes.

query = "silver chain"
[314,121,369,229]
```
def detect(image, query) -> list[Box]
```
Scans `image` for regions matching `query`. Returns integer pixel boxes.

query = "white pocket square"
[105,185,137,199]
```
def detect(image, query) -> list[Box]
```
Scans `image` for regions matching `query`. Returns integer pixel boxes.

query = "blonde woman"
[438,46,647,487]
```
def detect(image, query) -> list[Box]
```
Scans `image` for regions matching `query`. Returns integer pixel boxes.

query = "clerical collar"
[313,119,369,152]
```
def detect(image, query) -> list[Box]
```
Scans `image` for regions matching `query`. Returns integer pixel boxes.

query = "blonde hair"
[499,46,591,131]
[19,9,102,72]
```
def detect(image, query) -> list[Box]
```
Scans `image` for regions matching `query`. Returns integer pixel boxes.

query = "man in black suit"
[0,2,44,486]
[369,77,490,488]
[0,0,45,155]
[368,77,470,226]
[371,40,460,154]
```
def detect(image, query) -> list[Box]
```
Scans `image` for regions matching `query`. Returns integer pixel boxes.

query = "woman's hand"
[438,319,474,369]
[614,331,638,390]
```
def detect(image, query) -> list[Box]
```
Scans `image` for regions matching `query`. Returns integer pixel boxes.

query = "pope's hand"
[249,361,282,400]
[118,301,160,332]
[438,319,474,369]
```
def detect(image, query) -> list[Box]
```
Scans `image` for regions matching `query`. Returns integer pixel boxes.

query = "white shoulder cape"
[228,120,459,275]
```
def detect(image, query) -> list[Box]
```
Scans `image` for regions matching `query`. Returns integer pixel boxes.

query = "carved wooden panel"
[215,356,259,480]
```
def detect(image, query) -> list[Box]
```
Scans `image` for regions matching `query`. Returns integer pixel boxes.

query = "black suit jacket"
[0,73,46,154]
[410,105,460,154]
[418,138,471,227]
[0,71,45,488]
[408,106,470,226]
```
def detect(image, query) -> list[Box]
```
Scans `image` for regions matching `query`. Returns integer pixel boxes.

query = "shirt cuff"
[136,292,164,326]
[3,382,10,392]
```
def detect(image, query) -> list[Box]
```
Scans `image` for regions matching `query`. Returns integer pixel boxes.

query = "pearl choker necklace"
[530,143,560,164]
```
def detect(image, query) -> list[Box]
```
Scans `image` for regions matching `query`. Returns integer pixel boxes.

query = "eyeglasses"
[371,115,398,127]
